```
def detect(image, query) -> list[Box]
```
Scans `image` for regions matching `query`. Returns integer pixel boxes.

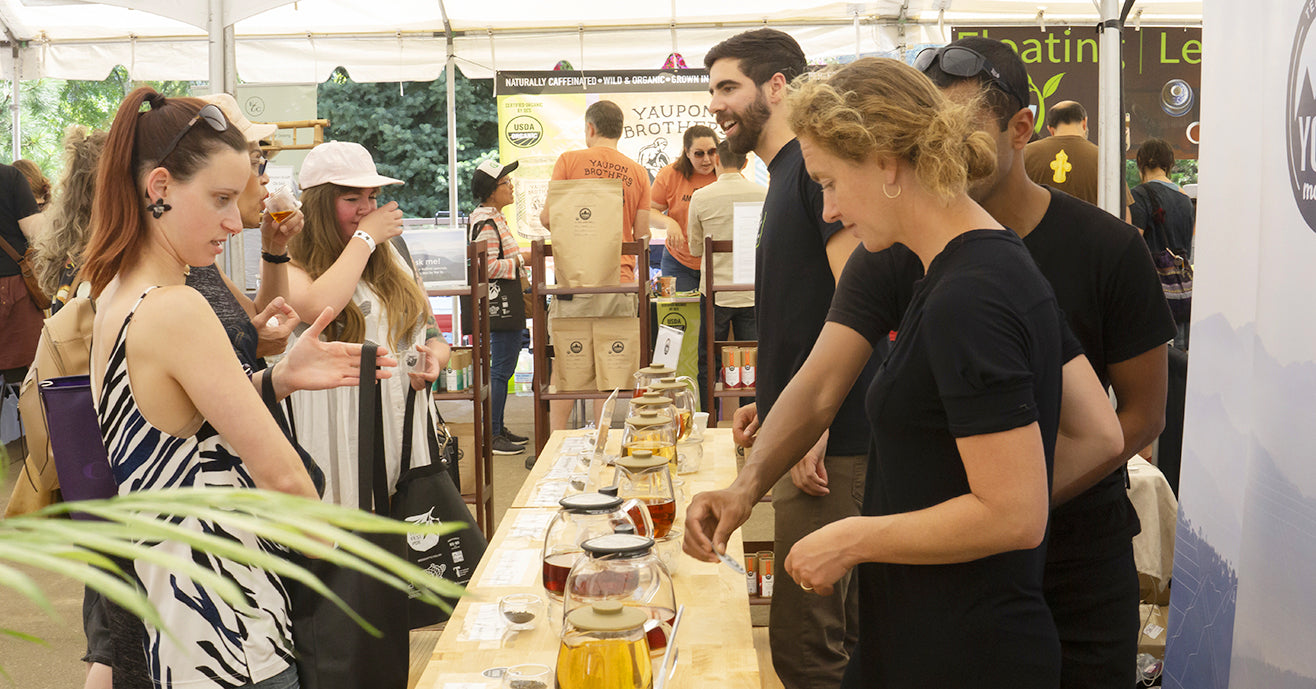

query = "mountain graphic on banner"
[1166,314,1316,687]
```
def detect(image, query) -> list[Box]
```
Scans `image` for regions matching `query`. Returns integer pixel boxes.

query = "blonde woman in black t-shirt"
[685,58,1123,689]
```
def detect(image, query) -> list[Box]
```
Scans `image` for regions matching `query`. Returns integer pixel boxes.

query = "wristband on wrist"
[352,230,377,253]
[261,251,291,264]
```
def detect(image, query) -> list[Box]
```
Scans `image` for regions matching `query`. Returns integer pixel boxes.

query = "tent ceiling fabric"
[1,0,1201,83]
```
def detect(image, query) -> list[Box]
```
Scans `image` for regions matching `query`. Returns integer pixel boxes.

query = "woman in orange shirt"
[652,125,719,291]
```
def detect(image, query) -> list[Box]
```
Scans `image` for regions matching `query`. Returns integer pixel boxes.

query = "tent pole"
[440,0,458,231]
[1096,0,1121,216]
[9,43,19,159]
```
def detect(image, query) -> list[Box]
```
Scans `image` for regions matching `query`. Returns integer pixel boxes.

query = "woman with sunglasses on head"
[780,59,1065,687]
[83,87,386,689]
[283,141,448,510]
[651,124,720,292]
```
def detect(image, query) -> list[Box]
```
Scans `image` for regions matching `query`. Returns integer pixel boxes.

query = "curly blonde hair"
[31,126,107,296]
[290,183,429,349]
[787,57,996,203]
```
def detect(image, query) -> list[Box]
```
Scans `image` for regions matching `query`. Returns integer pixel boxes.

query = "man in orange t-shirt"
[541,100,651,283]
[540,100,651,431]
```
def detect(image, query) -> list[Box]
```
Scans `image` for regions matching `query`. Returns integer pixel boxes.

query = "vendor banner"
[951,26,1201,160]
[495,69,716,239]
[1162,1,1316,687]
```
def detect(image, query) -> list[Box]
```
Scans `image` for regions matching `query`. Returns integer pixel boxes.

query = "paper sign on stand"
[652,325,684,369]
[732,202,762,286]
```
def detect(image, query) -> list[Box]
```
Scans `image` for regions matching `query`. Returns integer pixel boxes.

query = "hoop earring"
[883,183,902,199]
[144,192,172,219]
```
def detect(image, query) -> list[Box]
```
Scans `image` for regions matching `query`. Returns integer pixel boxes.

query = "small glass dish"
[502,663,552,689]
[499,593,544,632]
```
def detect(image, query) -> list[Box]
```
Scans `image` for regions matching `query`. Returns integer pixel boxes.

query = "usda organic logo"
[506,115,544,148]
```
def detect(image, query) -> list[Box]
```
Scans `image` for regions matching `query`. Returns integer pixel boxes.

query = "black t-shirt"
[1024,187,1177,559]
[755,138,878,455]
[833,230,1063,688]
[1130,180,1195,260]
[0,164,40,277]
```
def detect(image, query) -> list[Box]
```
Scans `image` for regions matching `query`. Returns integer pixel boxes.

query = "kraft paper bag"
[547,178,624,287]
[592,317,640,391]
[551,317,596,391]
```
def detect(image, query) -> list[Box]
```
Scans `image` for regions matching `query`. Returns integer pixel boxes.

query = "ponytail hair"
[82,87,247,295]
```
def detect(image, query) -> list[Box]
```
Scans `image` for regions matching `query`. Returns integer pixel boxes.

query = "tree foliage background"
[0,66,500,219]
[317,68,499,218]
[0,66,193,182]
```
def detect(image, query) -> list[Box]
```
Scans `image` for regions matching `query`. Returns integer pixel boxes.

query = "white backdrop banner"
[1164,1,1316,686]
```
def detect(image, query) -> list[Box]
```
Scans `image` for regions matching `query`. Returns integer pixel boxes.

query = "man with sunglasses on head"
[919,37,1175,688]
[697,28,874,689]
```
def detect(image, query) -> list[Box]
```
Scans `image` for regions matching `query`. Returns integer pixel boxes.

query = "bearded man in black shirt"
[701,28,872,689]
[920,37,1176,688]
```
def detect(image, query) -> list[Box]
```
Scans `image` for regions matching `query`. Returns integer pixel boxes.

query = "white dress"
[289,245,432,508]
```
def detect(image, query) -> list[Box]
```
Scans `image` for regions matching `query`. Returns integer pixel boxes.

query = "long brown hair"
[32,126,107,296]
[82,87,248,295]
[290,183,428,348]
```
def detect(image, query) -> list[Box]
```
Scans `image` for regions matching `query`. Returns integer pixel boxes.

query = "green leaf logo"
[1031,72,1067,133]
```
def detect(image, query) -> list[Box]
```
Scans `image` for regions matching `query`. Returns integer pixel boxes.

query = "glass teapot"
[647,377,698,441]
[564,532,678,658]
[543,492,652,601]
[621,409,678,476]
[631,364,676,398]
[613,450,678,540]
[556,601,653,689]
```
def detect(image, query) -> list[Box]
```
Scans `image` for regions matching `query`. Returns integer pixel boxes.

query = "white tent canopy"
[1,0,1200,83]
[0,0,1202,240]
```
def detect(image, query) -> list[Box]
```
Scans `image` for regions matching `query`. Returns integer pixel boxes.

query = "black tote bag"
[395,386,487,628]
[290,342,409,689]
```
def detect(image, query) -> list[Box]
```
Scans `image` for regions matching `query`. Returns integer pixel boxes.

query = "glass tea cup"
[264,184,301,225]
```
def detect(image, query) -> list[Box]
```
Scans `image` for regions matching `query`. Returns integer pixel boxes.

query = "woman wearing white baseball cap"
[284,141,450,510]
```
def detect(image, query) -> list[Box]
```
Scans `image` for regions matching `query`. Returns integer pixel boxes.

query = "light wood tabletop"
[416,428,760,688]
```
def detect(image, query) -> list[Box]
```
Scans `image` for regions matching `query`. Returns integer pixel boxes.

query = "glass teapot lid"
[566,601,648,632]
[615,450,669,472]
[559,492,624,514]
[582,533,655,558]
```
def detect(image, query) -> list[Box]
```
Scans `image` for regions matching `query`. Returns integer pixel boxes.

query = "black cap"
[472,158,519,203]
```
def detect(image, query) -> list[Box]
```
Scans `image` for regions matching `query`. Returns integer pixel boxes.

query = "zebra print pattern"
[96,287,296,688]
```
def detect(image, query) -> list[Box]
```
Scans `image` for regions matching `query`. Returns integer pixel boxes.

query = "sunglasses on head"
[157,103,229,165]
[915,45,1029,113]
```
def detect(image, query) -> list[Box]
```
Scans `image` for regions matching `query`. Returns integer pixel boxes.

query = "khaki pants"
[768,453,867,689]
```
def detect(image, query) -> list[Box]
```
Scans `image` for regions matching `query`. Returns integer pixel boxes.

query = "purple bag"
[38,375,118,514]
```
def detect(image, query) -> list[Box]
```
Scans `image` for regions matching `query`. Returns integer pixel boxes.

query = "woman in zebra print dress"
[82,88,384,688]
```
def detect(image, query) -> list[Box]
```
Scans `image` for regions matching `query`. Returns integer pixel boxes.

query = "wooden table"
[416,428,760,688]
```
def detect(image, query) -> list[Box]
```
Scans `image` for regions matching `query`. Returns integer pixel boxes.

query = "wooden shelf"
[703,237,758,422]
[529,240,653,454]
[420,242,495,539]
[431,389,486,402]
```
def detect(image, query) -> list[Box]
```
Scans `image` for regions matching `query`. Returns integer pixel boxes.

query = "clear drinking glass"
[264,184,300,224]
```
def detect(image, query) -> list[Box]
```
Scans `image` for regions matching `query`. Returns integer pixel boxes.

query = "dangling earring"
[883,183,902,199]
[145,191,172,219]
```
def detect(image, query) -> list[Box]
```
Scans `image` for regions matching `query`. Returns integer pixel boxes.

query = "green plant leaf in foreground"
[2,487,472,662]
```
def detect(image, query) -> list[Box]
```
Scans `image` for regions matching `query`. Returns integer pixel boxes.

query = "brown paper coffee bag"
[546,178,623,287]
[592,317,640,391]
[550,317,595,391]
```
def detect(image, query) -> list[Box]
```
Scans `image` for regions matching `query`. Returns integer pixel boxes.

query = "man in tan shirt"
[687,140,766,405]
